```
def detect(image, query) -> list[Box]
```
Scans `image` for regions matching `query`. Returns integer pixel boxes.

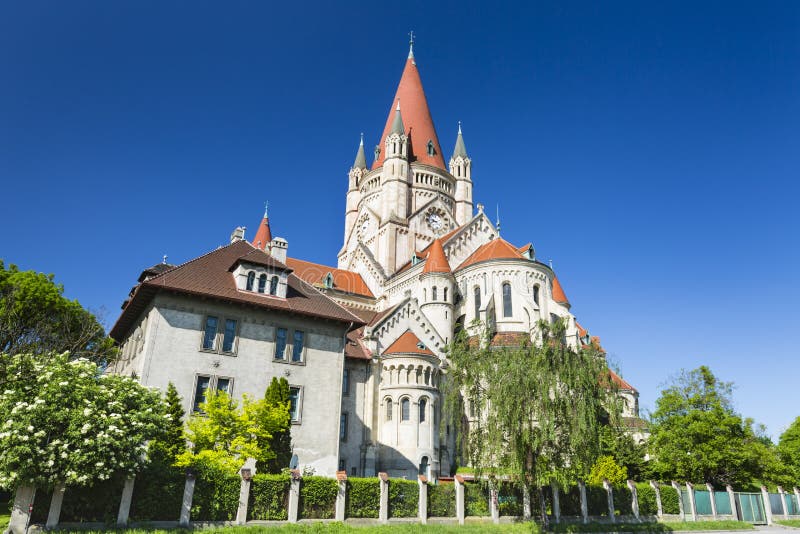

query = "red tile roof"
[252,216,272,250]
[285,257,374,298]
[576,321,588,339]
[456,238,526,270]
[345,327,372,360]
[372,57,446,171]
[422,238,451,274]
[608,369,637,392]
[552,275,569,305]
[383,330,435,356]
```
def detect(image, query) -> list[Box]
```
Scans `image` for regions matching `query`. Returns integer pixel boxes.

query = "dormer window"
[426,140,435,156]
[246,271,255,291]
[269,276,279,296]
[257,274,267,293]
[323,272,334,289]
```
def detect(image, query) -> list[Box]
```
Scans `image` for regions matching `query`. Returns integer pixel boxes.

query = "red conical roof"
[372,56,445,170]
[252,214,272,251]
[552,275,570,305]
[422,238,451,274]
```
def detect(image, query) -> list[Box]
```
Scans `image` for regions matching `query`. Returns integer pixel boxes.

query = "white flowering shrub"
[0,352,167,489]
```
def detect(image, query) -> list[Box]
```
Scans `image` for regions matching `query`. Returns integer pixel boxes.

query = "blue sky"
[1,1,798,440]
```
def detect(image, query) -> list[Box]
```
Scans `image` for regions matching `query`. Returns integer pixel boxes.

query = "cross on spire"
[263,200,269,219]
[408,30,415,59]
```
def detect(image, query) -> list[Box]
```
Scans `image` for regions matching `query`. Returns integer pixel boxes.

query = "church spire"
[252,202,272,251]
[452,121,468,158]
[352,133,367,169]
[390,101,405,135]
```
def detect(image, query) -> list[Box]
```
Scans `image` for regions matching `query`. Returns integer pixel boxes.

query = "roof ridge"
[288,273,365,324]
[143,240,248,285]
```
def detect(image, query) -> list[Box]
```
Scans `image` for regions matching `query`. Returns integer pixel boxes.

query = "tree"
[778,416,800,481]
[0,352,166,489]
[588,455,628,486]
[443,319,619,522]
[599,424,647,480]
[0,261,116,364]
[263,377,293,473]
[148,382,186,463]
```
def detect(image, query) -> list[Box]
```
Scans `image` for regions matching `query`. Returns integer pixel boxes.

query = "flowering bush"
[0,352,166,489]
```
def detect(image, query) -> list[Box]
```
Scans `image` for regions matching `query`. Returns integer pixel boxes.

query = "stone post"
[726,485,737,521]
[671,481,685,521]
[551,480,561,524]
[287,469,301,523]
[455,475,466,525]
[686,482,697,522]
[8,485,36,534]
[417,475,428,524]
[628,480,640,521]
[650,481,663,518]
[522,483,532,520]
[116,477,136,526]
[335,471,347,522]
[46,483,66,529]
[761,486,774,525]
[180,471,196,527]
[603,479,615,523]
[378,472,389,523]
[778,487,789,519]
[235,459,256,525]
[490,484,499,524]
[578,480,588,524]
[706,483,717,520]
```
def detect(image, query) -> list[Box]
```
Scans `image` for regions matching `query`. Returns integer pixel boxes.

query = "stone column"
[490,485,499,524]
[8,485,36,534]
[778,487,789,519]
[603,479,615,523]
[761,486,774,525]
[726,485,737,521]
[650,481,663,518]
[628,480,639,521]
[287,469,301,523]
[235,459,256,525]
[686,482,697,522]
[378,472,389,523]
[551,480,561,524]
[180,471,196,526]
[335,471,347,522]
[116,477,136,527]
[706,483,717,520]
[417,475,427,524]
[455,475,465,525]
[522,483,532,521]
[671,481,685,521]
[578,480,588,524]
[46,483,66,529]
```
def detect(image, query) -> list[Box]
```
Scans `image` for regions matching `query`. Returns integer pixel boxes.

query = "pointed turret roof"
[422,238,451,274]
[390,101,405,136]
[353,134,367,169]
[372,53,445,170]
[384,330,435,356]
[552,275,570,306]
[252,204,272,250]
[452,122,468,159]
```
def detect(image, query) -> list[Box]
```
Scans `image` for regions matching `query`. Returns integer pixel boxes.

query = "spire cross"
[360,132,364,145]
[264,200,269,219]
[458,121,462,135]
[408,31,415,58]
[409,30,415,46]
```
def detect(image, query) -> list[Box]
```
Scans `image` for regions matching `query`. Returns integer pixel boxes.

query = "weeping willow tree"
[442,318,621,522]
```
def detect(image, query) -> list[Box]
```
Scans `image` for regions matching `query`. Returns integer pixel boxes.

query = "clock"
[427,213,443,231]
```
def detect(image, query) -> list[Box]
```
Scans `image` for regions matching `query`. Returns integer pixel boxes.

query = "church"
[109,42,641,481]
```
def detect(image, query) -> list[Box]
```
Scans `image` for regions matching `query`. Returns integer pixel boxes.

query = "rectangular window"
[288,386,301,422]
[193,375,211,412]
[222,319,237,353]
[340,413,348,441]
[338,459,346,472]
[275,328,287,360]
[342,369,350,395]
[350,467,357,476]
[216,377,232,395]
[292,330,304,362]
[202,316,218,350]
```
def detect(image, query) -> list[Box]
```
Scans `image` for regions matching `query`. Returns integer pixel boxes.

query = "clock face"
[427,213,442,230]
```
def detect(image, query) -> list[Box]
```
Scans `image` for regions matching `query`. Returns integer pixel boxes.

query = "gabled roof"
[552,275,569,305]
[372,56,446,171]
[110,240,364,340]
[422,239,451,274]
[285,258,374,298]
[383,330,434,356]
[456,237,526,270]
[608,369,637,392]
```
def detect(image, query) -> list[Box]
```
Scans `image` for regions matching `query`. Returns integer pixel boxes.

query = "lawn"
[777,520,800,528]
[549,520,754,532]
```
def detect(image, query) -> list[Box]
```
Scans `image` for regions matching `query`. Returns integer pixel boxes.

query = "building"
[110,43,641,479]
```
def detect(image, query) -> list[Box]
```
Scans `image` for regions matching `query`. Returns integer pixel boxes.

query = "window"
[419,456,430,477]
[419,398,427,423]
[202,316,218,350]
[221,319,237,353]
[386,399,393,421]
[257,274,267,293]
[324,272,334,289]
[193,375,211,412]
[288,386,301,422]
[533,284,540,306]
[432,286,438,301]
[342,369,350,395]
[426,140,435,156]
[473,287,481,318]
[275,328,287,359]
[502,282,513,317]
[216,377,232,394]
[269,276,279,296]
[292,330,304,362]
[443,287,448,302]
[401,398,410,421]
[246,271,255,291]
[339,459,346,472]
[340,413,348,441]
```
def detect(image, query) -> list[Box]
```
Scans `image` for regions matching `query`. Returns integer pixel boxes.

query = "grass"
[48,524,540,534]
[777,520,800,528]
[549,520,755,532]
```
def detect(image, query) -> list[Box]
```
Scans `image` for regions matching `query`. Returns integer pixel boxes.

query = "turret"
[381,101,410,223]
[450,123,473,225]
[419,239,455,343]
[252,203,272,251]
[345,135,367,242]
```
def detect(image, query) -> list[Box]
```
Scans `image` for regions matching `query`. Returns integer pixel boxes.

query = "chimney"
[270,237,288,263]
[230,226,246,244]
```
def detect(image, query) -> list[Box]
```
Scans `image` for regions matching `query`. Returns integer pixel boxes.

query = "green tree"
[0,261,116,364]
[588,455,628,486]
[148,382,186,463]
[0,352,166,489]
[599,424,647,480]
[263,377,293,473]
[443,319,619,522]
[777,416,800,481]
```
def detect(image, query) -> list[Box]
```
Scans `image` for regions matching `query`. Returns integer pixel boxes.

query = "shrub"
[586,484,608,516]
[129,463,185,521]
[660,484,681,515]
[345,478,380,518]
[249,474,290,520]
[498,481,523,516]
[190,470,240,521]
[636,483,658,516]
[614,485,632,516]
[388,479,418,518]
[299,476,337,519]
[588,456,628,487]
[465,482,490,516]
[428,482,456,517]
[561,485,582,516]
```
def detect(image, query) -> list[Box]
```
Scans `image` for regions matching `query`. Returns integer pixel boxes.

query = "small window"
[192,375,211,412]
[533,284,540,306]
[473,287,481,319]
[432,286,438,301]
[386,399,393,421]
[275,328,287,359]
[292,330,304,362]
[342,369,350,395]
[340,413,348,441]
[269,276,279,296]
[426,140,435,156]
[339,459,346,472]
[443,287,448,303]
[202,316,218,350]
[419,398,427,423]
[246,272,255,291]
[288,386,301,422]
[258,274,267,293]
[401,398,410,421]
[221,319,237,353]
[216,377,232,395]
[502,282,513,317]
[324,272,334,289]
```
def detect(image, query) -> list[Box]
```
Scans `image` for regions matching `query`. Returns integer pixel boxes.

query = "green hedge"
[465,482,490,517]
[587,484,608,516]
[299,476,337,519]
[636,483,658,516]
[248,474,290,520]
[191,472,240,521]
[561,486,582,516]
[660,484,681,515]
[498,481,523,516]
[614,486,632,516]
[428,482,456,517]
[388,479,418,518]
[130,464,185,521]
[29,477,125,524]
[345,478,380,518]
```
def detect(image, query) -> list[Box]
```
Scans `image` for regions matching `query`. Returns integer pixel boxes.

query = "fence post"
[578,480,588,524]
[603,479,615,523]
[335,471,347,522]
[417,475,427,524]
[686,482,698,522]
[760,486,774,526]
[116,476,136,526]
[671,481,685,521]
[287,469,301,523]
[46,483,66,529]
[455,475,465,525]
[628,480,640,521]
[235,459,256,525]
[522,483,532,520]
[8,485,36,534]
[378,472,389,523]
[778,487,789,519]
[490,484,500,524]
[180,470,196,526]
[726,485,737,521]
[650,481,663,518]
[794,487,800,515]
[550,480,560,524]
[706,483,717,520]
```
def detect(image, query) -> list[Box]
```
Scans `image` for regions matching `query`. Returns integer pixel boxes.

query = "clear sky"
[1,2,798,440]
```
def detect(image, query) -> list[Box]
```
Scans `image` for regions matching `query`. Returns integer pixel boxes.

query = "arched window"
[257,274,267,293]
[473,286,481,319]
[401,398,410,421]
[419,456,430,477]
[419,398,427,423]
[269,276,279,295]
[443,287,448,302]
[385,399,393,421]
[246,271,255,291]
[502,282,513,317]
[423,288,427,302]
[432,286,438,301]
[533,284,540,305]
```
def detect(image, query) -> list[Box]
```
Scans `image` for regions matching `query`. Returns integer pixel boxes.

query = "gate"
[734,492,766,524]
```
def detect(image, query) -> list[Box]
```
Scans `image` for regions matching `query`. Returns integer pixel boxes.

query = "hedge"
[586,484,608,516]
[190,472,240,521]
[345,478,380,518]
[498,481,523,516]
[561,485,582,516]
[130,464,185,521]
[613,485,632,516]
[248,474,290,520]
[636,483,658,516]
[465,482,490,517]
[387,479,418,518]
[298,476,337,519]
[428,482,456,517]
[660,484,681,515]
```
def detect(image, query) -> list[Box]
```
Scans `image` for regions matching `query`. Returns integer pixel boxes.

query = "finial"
[458,121,462,135]
[496,204,501,235]
[359,132,364,146]
[263,200,269,219]
[408,31,415,59]
[162,254,167,264]
[396,100,401,112]
[549,259,554,269]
